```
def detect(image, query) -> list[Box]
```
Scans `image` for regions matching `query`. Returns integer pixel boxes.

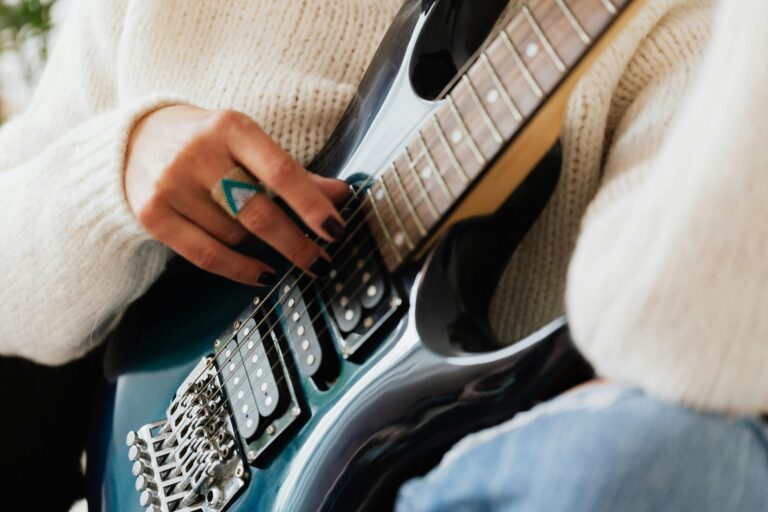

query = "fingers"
[168,189,250,246]
[237,192,331,277]
[145,205,274,286]
[225,113,346,242]
[310,174,352,205]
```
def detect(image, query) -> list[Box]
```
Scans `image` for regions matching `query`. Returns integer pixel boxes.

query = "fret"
[522,6,566,72]
[555,0,591,44]
[404,145,450,212]
[377,178,415,251]
[599,0,617,14]
[387,166,427,236]
[401,151,440,220]
[500,30,544,98]
[461,75,503,144]
[365,189,403,263]
[479,54,523,122]
[417,131,454,200]
[569,0,620,37]
[446,95,486,165]
[431,115,469,183]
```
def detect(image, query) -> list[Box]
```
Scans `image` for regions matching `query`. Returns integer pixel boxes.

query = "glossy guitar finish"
[88,1,607,510]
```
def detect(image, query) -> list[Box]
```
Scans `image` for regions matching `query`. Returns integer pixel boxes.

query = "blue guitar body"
[84,0,638,509]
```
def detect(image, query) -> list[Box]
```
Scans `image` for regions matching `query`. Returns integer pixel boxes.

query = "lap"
[396,384,768,512]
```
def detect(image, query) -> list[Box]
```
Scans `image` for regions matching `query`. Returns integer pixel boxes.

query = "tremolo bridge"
[126,191,404,511]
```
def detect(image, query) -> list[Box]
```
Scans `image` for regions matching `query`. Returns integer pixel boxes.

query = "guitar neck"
[362,0,635,272]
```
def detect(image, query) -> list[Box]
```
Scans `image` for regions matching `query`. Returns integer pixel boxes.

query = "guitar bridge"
[125,357,248,512]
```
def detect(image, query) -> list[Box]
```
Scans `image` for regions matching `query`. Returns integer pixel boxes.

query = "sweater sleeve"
[567,0,768,414]
[0,0,177,365]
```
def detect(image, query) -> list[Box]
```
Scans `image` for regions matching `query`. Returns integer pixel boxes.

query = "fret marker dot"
[292,312,300,322]
[363,316,374,328]
[330,269,338,279]
[367,285,377,297]
[357,259,365,269]
[451,130,462,144]
[246,419,253,429]
[526,42,539,58]
[229,363,235,372]
[242,405,248,414]
[260,383,268,393]
[420,166,432,180]
[243,327,250,336]
[486,89,499,104]
[225,349,231,358]
[247,340,254,349]
[301,339,310,351]
[297,325,305,336]
[340,296,349,307]
[251,355,258,364]
[306,354,316,366]
[394,232,405,247]
[334,282,343,293]
[287,298,295,308]
[375,188,385,201]
[283,284,291,295]
[233,377,240,386]
[362,272,371,283]
[265,396,273,407]
[237,390,244,400]
[256,368,263,378]
[344,309,354,321]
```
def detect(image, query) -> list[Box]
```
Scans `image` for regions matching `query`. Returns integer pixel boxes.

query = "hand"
[124,105,350,285]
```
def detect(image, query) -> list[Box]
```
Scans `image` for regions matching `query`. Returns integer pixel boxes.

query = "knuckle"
[265,156,299,189]
[224,228,248,246]
[191,245,220,270]
[286,237,314,266]
[210,109,240,128]
[295,193,326,218]
[240,202,274,232]
[137,199,165,229]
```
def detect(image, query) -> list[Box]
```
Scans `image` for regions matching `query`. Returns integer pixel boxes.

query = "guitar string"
[200,95,509,395]
[177,237,385,450]
[175,140,486,446]
[156,1,619,458]
[176,23,540,411]
[175,29,541,433]
[182,156,470,444]
[171,139,466,429]
[193,119,492,416]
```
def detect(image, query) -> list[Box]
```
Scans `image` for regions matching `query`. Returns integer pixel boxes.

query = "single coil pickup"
[280,274,339,389]
[217,317,287,442]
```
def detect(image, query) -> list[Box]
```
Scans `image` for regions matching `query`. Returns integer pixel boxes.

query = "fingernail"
[257,272,278,288]
[322,217,346,240]
[308,257,331,278]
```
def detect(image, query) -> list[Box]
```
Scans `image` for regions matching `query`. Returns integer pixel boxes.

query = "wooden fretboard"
[362,0,630,271]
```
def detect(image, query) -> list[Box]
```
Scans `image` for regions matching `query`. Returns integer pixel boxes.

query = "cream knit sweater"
[0,0,764,414]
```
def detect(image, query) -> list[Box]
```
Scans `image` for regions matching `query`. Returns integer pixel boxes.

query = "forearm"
[0,100,174,364]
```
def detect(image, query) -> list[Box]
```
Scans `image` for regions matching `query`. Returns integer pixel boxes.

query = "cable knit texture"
[0,0,761,414]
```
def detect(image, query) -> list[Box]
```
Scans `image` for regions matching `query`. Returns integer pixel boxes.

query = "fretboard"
[363,0,630,271]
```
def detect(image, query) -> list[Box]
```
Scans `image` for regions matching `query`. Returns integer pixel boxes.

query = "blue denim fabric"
[396,384,768,512]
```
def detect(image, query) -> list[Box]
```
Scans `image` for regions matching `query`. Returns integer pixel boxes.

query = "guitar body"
[88,1,640,510]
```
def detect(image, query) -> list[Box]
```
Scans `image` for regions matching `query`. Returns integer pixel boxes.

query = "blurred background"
[1,4,87,509]
[0,0,70,120]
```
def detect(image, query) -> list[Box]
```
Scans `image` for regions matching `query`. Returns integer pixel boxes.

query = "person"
[0,0,765,510]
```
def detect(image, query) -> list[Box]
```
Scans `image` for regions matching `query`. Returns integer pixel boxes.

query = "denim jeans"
[396,383,768,512]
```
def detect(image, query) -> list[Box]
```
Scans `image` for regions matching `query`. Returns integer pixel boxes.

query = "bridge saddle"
[126,356,248,512]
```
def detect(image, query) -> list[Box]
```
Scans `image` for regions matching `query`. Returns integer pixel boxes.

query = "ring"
[211,166,267,218]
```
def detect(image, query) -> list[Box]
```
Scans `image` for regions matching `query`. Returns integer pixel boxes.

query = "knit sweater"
[0,0,763,414]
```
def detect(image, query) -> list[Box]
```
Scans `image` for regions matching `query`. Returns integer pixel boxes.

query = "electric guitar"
[88,0,643,510]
